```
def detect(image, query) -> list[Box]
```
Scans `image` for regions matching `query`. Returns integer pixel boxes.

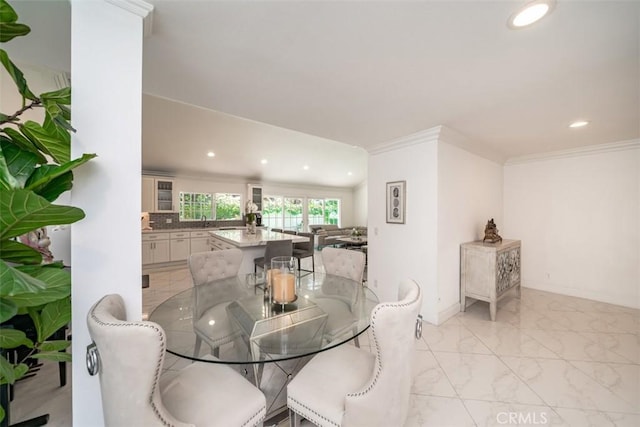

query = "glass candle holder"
[270,256,297,305]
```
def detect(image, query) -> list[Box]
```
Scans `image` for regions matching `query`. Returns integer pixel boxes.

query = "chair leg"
[289,409,301,427]
[193,336,202,358]
[212,346,220,358]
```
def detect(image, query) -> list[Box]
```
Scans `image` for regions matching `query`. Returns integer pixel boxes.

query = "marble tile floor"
[9,256,639,426]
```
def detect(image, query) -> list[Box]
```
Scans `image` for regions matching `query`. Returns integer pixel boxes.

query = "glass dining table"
[149,272,378,419]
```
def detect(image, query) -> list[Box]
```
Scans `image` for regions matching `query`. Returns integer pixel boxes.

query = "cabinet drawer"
[190,231,209,238]
[170,232,190,239]
[142,233,169,242]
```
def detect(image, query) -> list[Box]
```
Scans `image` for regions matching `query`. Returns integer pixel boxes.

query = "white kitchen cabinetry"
[460,239,521,321]
[190,231,211,254]
[209,235,235,251]
[142,233,170,265]
[141,176,176,212]
[170,232,190,261]
[248,184,263,212]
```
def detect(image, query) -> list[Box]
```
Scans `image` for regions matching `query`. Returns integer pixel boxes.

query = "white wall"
[437,140,503,322]
[353,180,368,226]
[71,1,147,425]
[503,142,640,309]
[368,130,439,322]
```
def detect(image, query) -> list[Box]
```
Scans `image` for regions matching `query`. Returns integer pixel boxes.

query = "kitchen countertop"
[209,229,308,248]
[141,226,254,234]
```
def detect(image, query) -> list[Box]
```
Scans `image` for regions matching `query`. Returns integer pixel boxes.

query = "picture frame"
[386,181,406,224]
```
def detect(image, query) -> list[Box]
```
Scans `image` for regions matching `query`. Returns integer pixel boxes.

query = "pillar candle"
[274,272,296,303]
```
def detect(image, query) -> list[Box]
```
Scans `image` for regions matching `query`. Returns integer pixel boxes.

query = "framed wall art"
[386,180,406,224]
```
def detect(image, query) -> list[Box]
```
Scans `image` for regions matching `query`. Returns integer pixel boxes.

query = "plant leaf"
[40,87,71,104]
[0,355,16,384]
[9,266,70,307]
[1,131,47,163]
[0,328,33,349]
[0,189,85,240]
[0,49,36,100]
[20,120,69,164]
[0,22,30,42]
[24,153,95,197]
[0,297,17,322]
[30,351,71,362]
[0,0,18,23]
[0,239,42,264]
[31,169,73,202]
[38,340,70,352]
[0,259,47,298]
[1,138,40,188]
[39,297,71,341]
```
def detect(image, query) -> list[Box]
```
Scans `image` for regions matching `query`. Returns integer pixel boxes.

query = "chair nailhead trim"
[90,296,174,427]
[288,396,340,427]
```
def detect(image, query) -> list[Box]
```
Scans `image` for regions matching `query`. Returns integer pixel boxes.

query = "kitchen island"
[208,229,308,275]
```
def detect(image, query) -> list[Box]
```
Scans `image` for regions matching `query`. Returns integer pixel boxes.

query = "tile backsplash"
[148,213,245,230]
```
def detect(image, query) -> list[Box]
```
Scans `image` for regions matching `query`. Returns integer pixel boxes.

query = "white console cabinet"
[460,239,521,321]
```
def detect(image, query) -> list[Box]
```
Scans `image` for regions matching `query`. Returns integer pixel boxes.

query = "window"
[179,192,213,221]
[214,193,242,220]
[262,196,283,229]
[308,198,340,226]
[283,197,303,231]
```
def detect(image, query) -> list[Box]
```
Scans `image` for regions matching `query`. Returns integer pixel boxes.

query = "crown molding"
[368,126,442,155]
[504,139,640,166]
[105,0,154,37]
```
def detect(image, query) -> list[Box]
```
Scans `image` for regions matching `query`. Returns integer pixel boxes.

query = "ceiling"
[5,0,639,187]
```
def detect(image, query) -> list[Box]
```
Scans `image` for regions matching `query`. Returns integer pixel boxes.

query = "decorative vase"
[247,220,257,234]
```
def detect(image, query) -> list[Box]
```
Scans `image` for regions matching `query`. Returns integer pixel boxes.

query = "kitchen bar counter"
[208,229,309,275]
[208,228,307,247]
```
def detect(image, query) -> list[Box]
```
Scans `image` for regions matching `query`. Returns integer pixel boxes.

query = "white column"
[71,1,151,425]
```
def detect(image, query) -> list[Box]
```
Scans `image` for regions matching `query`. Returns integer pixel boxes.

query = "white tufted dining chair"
[287,279,423,427]
[87,294,266,427]
[188,248,244,358]
[321,247,366,285]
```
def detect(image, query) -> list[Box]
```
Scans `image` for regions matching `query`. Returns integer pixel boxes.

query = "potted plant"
[0,0,95,422]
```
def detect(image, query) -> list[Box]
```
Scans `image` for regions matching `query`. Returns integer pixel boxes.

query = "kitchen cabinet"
[248,184,262,212]
[190,231,211,254]
[141,176,176,212]
[142,233,170,265]
[460,239,521,321]
[170,232,190,261]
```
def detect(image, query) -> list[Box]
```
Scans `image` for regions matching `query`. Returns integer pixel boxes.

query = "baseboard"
[522,281,640,310]
[437,301,461,325]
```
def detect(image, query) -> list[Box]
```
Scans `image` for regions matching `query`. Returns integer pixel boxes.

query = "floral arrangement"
[245,201,258,223]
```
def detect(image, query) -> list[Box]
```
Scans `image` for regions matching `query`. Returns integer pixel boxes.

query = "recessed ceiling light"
[569,120,589,128]
[508,0,555,29]
[347,172,353,176]
[303,165,309,170]
[261,159,268,164]
[207,151,215,157]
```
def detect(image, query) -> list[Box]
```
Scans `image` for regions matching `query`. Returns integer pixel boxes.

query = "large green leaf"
[1,138,40,188]
[1,131,47,162]
[0,328,32,349]
[0,140,16,190]
[0,259,47,297]
[43,110,73,143]
[0,297,17,322]
[39,297,71,341]
[8,265,70,307]
[20,120,69,164]
[24,153,95,197]
[0,0,18,23]
[0,21,29,42]
[31,169,73,202]
[0,189,85,240]
[38,340,70,352]
[0,49,36,100]
[40,87,71,105]
[30,351,71,362]
[0,239,42,264]
[0,358,29,386]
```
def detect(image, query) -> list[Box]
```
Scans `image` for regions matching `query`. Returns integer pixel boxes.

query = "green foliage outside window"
[215,193,241,220]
